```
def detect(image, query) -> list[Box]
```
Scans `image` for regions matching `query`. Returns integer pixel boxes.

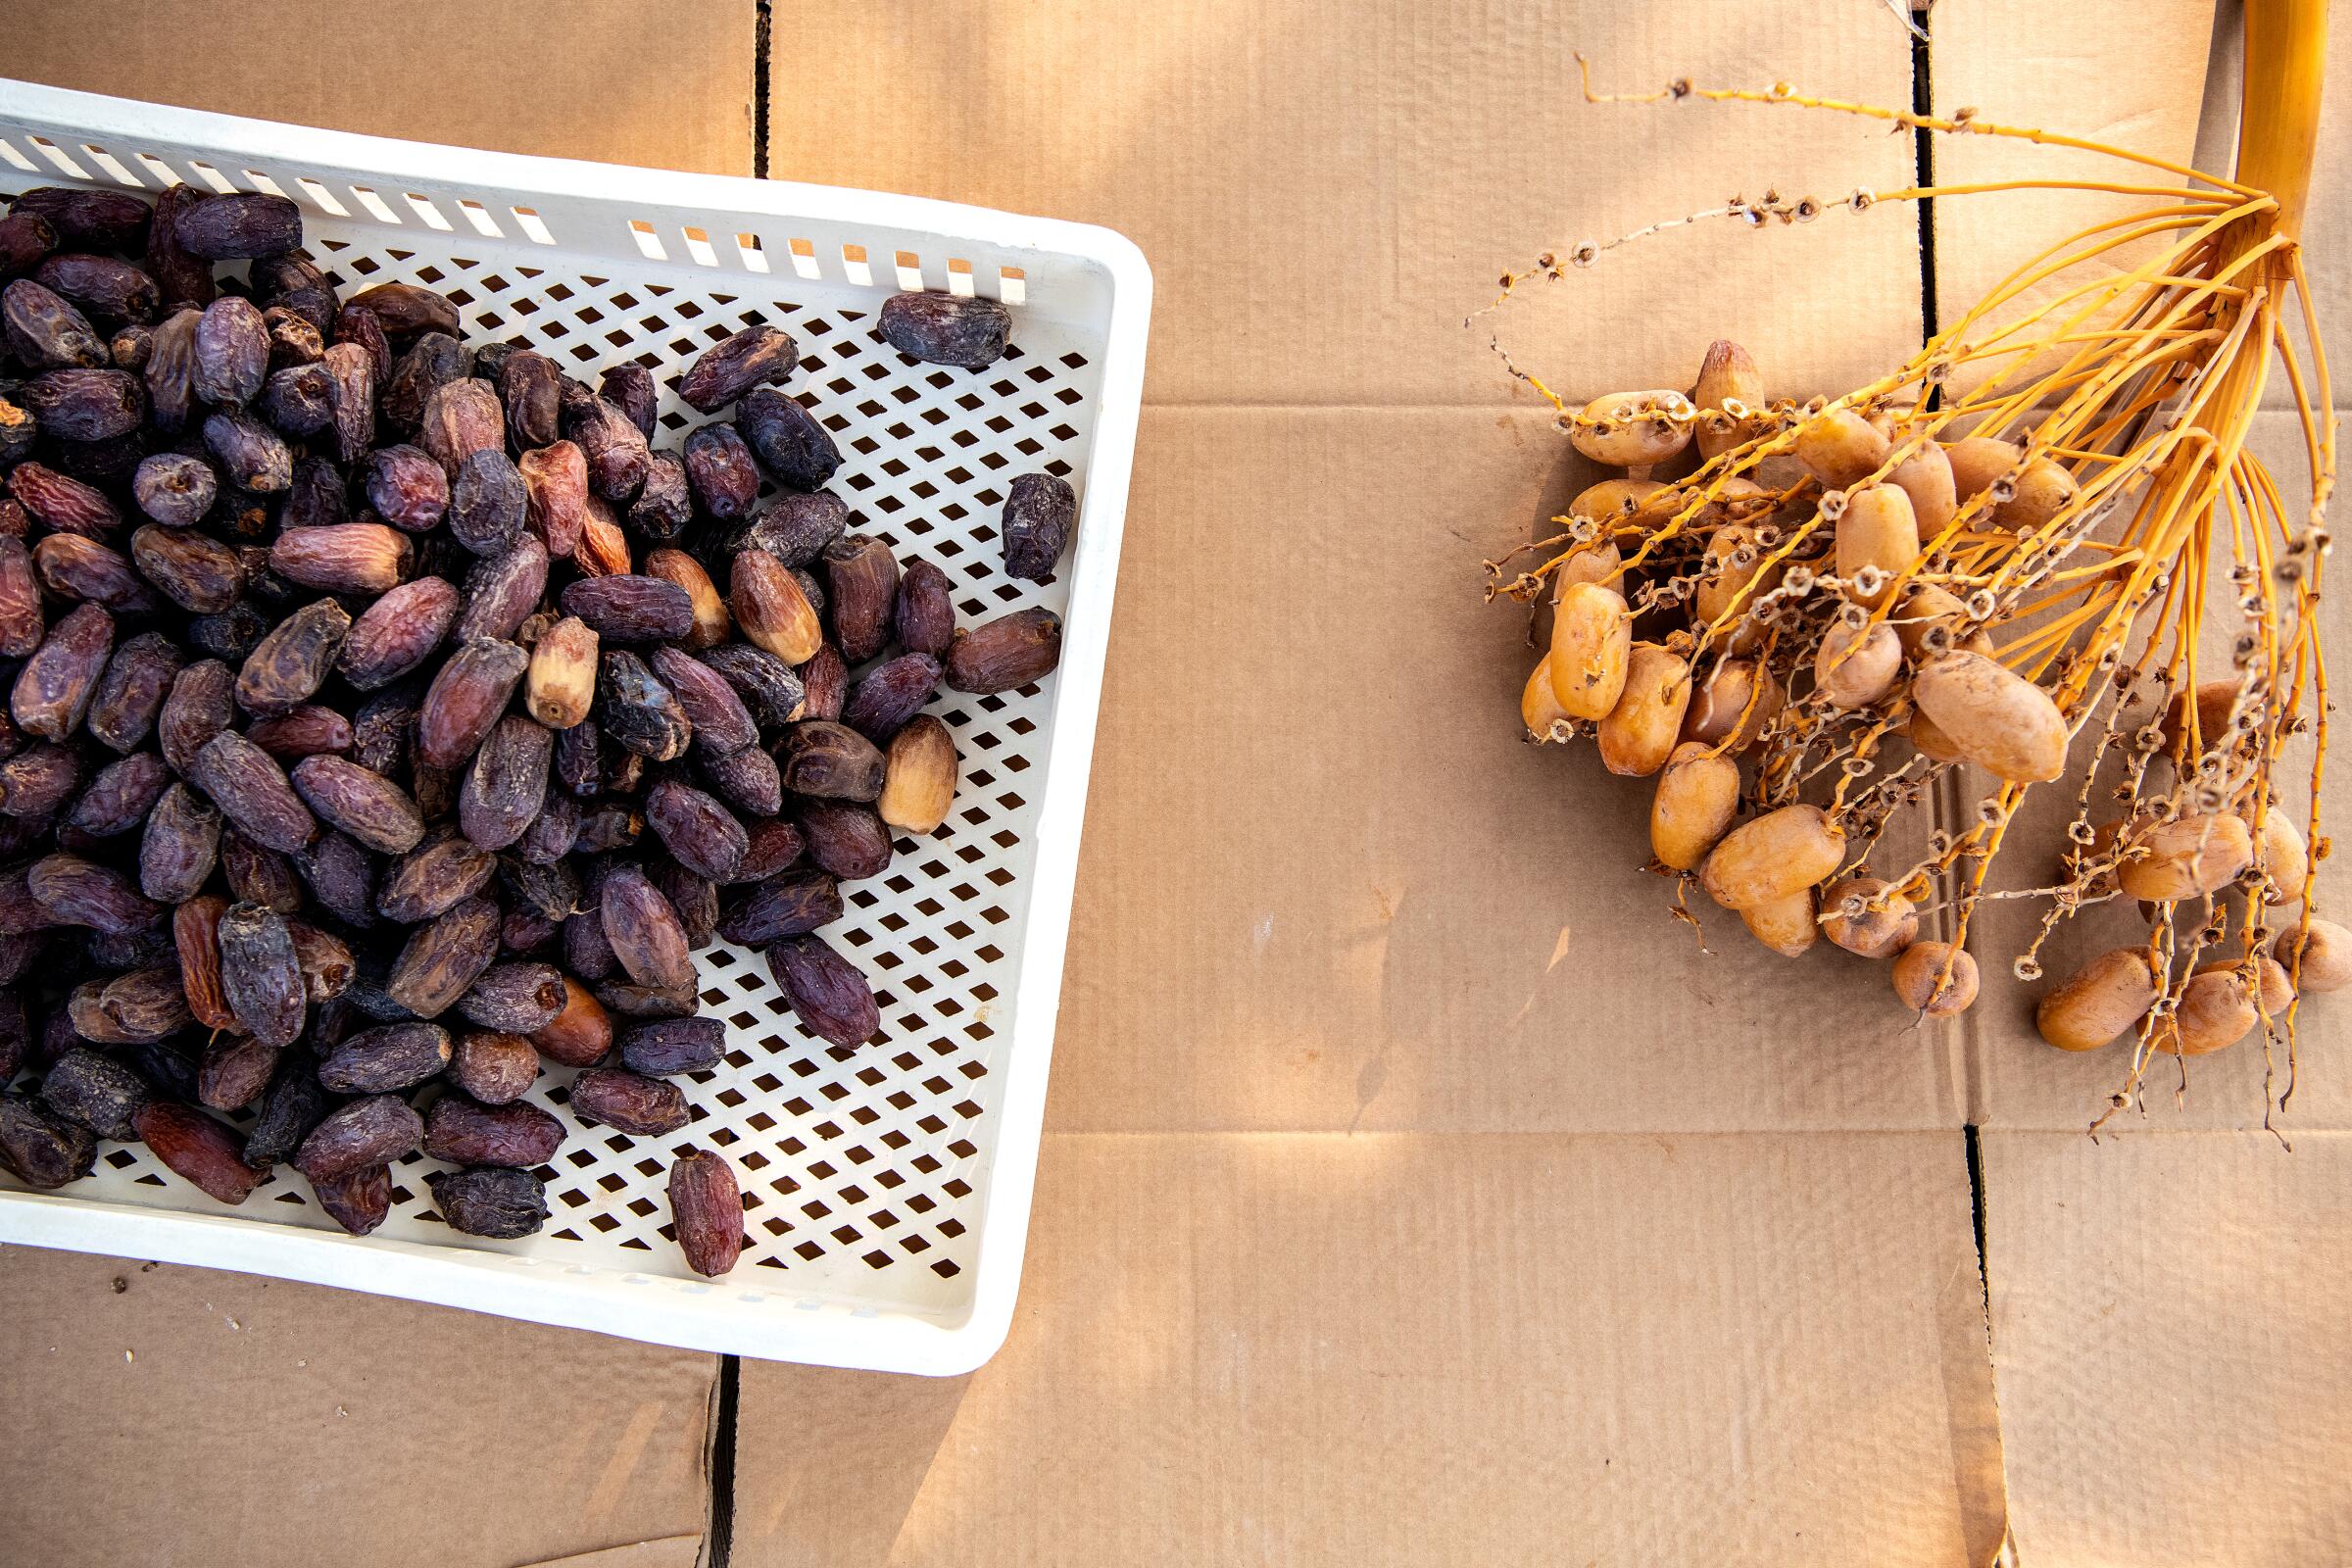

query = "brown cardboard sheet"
[1052,404,1968,1134]
[0,0,759,175]
[1930,0,2221,397]
[0,1245,716,1568]
[765,0,1923,408]
[1983,1130,2352,1566]
[731,1130,2002,1568]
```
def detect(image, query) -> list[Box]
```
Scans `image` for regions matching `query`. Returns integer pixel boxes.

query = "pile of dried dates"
[0,181,1072,1275]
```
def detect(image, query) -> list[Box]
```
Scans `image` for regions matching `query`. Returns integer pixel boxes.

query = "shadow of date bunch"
[0,182,1073,1278]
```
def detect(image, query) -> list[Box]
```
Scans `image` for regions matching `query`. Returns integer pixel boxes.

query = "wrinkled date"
[678,323,799,413]
[597,651,693,761]
[717,868,843,946]
[599,864,696,992]
[339,575,459,690]
[648,647,756,755]
[734,388,840,492]
[893,559,956,658]
[424,1095,564,1168]
[12,601,113,740]
[878,290,1010,368]
[458,962,567,1033]
[1001,471,1077,581]
[569,1067,690,1136]
[781,721,887,802]
[841,653,941,744]
[766,934,881,1047]
[459,714,554,852]
[310,1163,392,1236]
[236,598,351,715]
[646,777,751,881]
[427,1165,548,1238]
[189,731,318,853]
[318,1021,452,1094]
[0,1094,99,1188]
[289,756,426,855]
[450,1029,541,1104]
[41,1048,152,1140]
[563,574,695,644]
[217,900,307,1049]
[667,1148,745,1276]
[418,637,529,769]
[385,894,501,1018]
[295,1094,424,1183]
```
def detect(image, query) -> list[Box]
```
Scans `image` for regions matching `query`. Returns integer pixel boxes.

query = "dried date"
[135,1102,266,1204]
[217,900,307,1049]
[667,1148,744,1276]
[766,934,881,1046]
[318,1021,452,1094]
[424,1095,564,1168]
[427,1165,547,1238]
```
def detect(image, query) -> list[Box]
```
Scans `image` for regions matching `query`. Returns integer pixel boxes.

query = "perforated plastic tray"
[0,80,1151,1375]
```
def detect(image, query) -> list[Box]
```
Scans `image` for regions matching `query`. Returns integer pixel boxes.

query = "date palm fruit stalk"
[1476,1,2333,1133]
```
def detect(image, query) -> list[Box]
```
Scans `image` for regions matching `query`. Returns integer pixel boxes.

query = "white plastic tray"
[0,79,1151,1375]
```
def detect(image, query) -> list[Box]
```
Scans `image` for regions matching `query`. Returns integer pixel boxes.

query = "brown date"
[425,1095,564,1168]
[947,607,1063,694]
[385,893,501,1018]
[217,900,307,1049]
[569,1066,689,1136]
[339,575,460,690]
[427,1166,547,1238]
[318,1021,452,1094]
[667,1147,745,1277]
[766,934,881,1047]
[188,731,318,853]
[134,1102,266,1204]
[289,756,426,855]
[878,290,1010,369]
[294,1094,424,1183]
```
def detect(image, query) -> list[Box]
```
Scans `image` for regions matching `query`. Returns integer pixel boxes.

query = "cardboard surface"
[1984,1131,2352,1566]
[1054,404,1969,1134]
[766,0,1924,407]
[0,0,759,176]
[733,1131,2002,1567]
[1930,0,2221,396]
[0,1246,715,1568]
